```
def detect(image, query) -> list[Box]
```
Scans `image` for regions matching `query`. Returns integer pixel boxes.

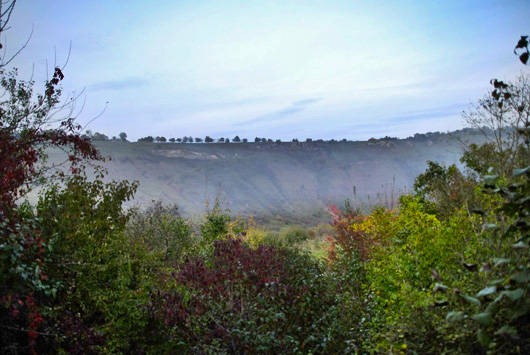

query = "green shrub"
[279,225,309,245]
[199,199,231,246]
[350,195,494,353]
[35,174,163,353]
[126,200,195,266]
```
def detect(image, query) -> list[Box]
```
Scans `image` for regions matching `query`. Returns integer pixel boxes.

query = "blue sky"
[7,0,530,141]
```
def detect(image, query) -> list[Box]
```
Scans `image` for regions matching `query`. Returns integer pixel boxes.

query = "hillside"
[44,130,481,223]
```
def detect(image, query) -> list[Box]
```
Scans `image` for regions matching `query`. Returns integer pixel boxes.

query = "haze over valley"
[45,130,480,224]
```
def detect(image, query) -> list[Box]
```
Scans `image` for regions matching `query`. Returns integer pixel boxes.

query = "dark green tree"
[138,136,154,142]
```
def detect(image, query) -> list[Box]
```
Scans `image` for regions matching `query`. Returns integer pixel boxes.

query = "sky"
[7,0,530,142]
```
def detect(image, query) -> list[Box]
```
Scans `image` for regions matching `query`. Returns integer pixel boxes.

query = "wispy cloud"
[240,98,322,125]
[387,103,466,124]
[88,77,149,92]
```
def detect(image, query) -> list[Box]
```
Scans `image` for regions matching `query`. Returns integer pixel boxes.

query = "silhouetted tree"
[119,132,127,142]
[233,135,241,142]
[195,137,203,143]
[91,132,109,141]
[169,138,176,142]
[242,138,248,143]
[138,136,154,142]
[205,136,214,143]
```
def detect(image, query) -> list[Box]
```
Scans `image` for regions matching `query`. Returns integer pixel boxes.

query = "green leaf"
[477,329,490,347]
[484,175,499,185]
[511,241,529,249]
[476,286,497,298]
[512,166,530,177]
[433,283,448,294]
[460,293,481,306]
[494,325,517,336]
[510,304,530,320]
[472,312,492,326]
[489,279,505,286]
[493,258,511,267]
[501,288,525,301]
[485,301,500,316]
[510,270,530,283]
[518,196,530,205]
[446,311,466,323]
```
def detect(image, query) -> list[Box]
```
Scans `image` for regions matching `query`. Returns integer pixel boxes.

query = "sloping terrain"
[43,131,480,222]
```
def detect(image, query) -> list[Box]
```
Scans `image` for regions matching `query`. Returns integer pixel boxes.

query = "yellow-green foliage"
[228,215,270,247]
[358,195,493,353]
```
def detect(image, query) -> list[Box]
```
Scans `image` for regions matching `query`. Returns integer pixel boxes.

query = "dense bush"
[126,200,195,266]
[279,225,309,245]
[148,237,360,354]
[199,199,232,246]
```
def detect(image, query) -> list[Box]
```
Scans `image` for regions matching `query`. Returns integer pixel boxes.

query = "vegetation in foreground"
[1,2,530,352]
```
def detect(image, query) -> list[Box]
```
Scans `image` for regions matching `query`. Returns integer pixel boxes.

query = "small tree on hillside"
[91,132,109,141]
[119,132,127,142]
[138,136,154,142]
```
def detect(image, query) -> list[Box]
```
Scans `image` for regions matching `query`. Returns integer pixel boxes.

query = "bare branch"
[1,23,32,67]
[82,101,109,131]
